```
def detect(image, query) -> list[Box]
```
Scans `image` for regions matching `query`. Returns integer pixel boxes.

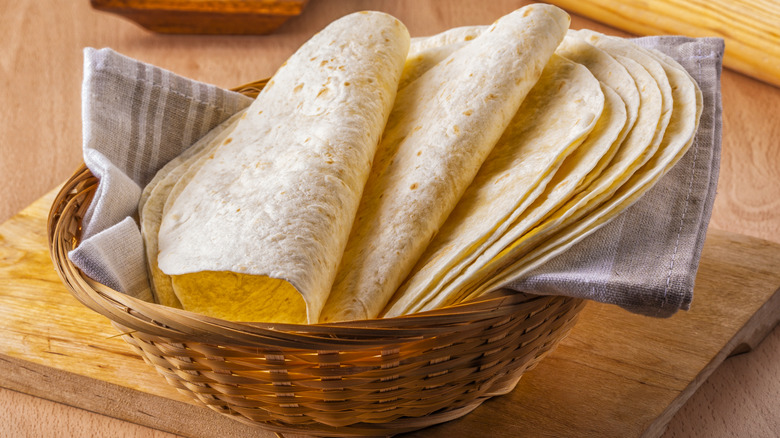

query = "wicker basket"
[46,81,585,437]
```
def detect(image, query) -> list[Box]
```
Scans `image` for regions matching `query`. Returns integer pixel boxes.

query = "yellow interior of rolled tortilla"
[172,272,307,324]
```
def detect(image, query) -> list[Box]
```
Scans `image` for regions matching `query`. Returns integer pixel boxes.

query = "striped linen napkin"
[70,37,723,317]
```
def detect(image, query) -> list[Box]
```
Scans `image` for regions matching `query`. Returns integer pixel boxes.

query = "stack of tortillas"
[139,4,702,324]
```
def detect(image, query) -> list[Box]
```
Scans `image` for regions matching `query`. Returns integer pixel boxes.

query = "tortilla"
[384,28,694,314]
[399,26,482,90]
[139,110,245,308]
[383,54,607,316]
[556,34,639,153]
[448,41,674,289]
[156,11,410,323]
[457,34,703,305]
[319,4,571,322]
[402,31,640,197]
[451,50,671,287]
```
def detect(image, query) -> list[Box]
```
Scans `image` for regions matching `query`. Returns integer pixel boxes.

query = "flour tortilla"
[399,26,482,90]
[460,48,672,279]
[157,11,410,323]
[406,29,640,141]
[556,35,639,153]
[402,30,640,201]
[389,81,629,316]
[458,36,703,305]
[385,32,646,314]
[383,29,689,314]
[319,4,571,322]
[139,110,245,308]
[383,55,607,316]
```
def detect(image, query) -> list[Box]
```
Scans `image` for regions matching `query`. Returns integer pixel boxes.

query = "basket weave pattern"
[48,165,584,436]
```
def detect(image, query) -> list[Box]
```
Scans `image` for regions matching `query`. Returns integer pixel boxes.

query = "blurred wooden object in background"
[90,0,309,34]
[548,0,780,88]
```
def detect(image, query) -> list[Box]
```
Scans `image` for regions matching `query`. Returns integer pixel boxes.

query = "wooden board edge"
[641,285,780,438]
[0,353,279,438]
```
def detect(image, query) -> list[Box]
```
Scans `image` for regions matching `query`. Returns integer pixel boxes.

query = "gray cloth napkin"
[70,48,252,302]
[70,37,723,317]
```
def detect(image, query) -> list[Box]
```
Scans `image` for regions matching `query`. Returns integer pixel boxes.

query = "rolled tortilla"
[157,11,410,323]
[320,4,571,322]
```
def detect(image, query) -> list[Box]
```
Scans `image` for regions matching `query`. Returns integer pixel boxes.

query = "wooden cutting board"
[1,189,779,438]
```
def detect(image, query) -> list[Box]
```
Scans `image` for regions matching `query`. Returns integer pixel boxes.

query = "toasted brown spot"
[453,125,460,135]
[465,35,476,41]
[293,84,303,93]
[208,153,215,159]
[410,183,419,190]
[417,150,422,156]
[485,93,497,101]
[256,110,262,115]
[344,81,351,86]
[242,112,248,119]
[236,208,241,212]
[317,88,328,98]
[224,138,233,145]
[413,125,422,132]
[463,110,473,116]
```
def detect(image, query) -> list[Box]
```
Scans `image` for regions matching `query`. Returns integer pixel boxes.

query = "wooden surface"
[1,0,779,437]
[1,189,778,438]
[90,0,309,35]
[547,0,780,88]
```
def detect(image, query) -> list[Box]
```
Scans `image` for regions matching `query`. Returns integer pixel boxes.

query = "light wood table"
[1,1,778,437]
